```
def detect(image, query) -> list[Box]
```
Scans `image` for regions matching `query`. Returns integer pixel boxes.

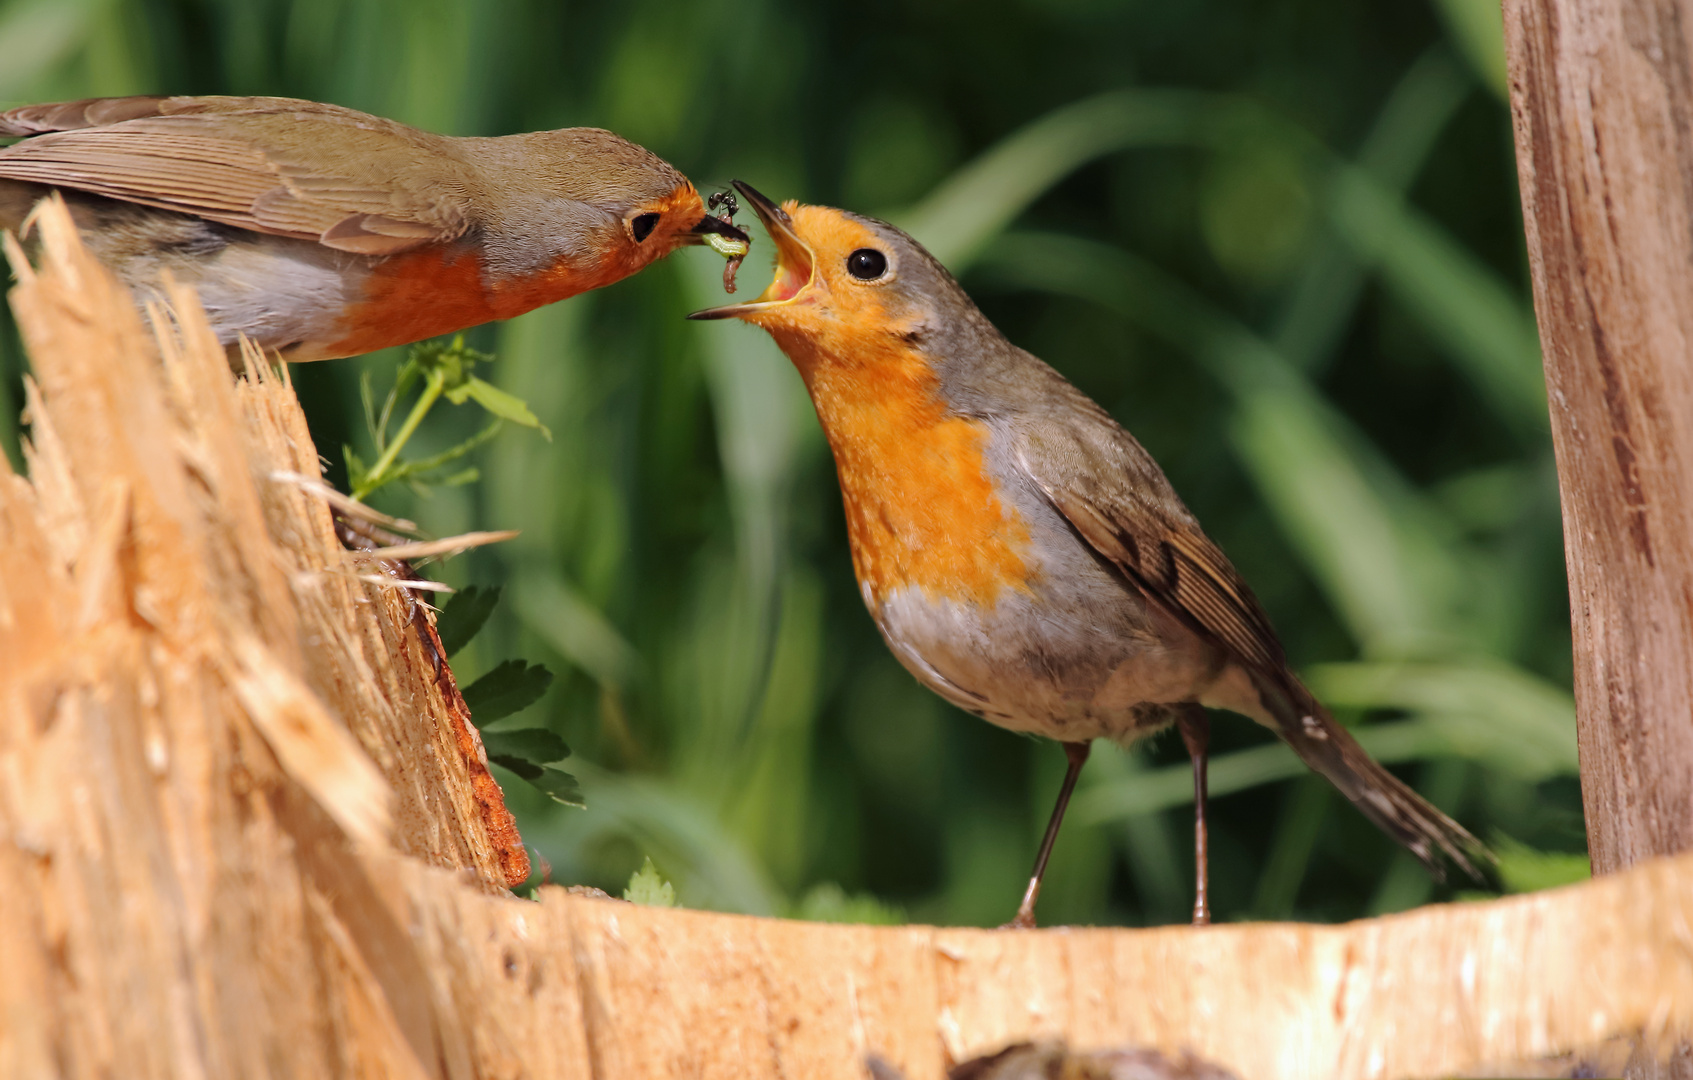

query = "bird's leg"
[1176,706,1212,926]
[1005,740,1092,929]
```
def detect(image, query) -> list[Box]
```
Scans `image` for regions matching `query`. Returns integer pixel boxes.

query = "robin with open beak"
[0,95,749,360]
[691,181,1487,928]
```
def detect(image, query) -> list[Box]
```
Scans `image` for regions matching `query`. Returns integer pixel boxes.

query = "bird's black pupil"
[847,248,887,280]
[631,213,660,242]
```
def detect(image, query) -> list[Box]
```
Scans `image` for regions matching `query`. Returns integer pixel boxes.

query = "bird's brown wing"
[0,95,471,254]
[1012,395,1489,881]
[1013,413,1286,678]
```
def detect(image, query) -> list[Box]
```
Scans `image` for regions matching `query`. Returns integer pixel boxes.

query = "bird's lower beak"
[687,181,815,320]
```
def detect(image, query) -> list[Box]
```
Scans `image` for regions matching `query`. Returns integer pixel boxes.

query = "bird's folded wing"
[0,96,470,255]
[1015,424,1287,677]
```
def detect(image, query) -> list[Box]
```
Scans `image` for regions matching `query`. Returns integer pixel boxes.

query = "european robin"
[0,95,748,360]
[692,182,1487,928]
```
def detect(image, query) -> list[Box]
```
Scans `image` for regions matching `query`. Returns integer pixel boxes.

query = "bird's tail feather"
[1248,669,1492,884]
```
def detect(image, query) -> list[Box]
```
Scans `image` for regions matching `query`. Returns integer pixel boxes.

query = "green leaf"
[462,659,554,725]
[481,727,570,765]
[489,754,541,779]
[623,857,677,907]
[526,765,585,808]
[436,584,502,657]
[343,445,369,492]
[489,757,584,807]
[410,335,491,388]
[455,376,552,440]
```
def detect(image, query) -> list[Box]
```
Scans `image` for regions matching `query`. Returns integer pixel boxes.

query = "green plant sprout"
[347,335,551,501]
[622,857,677,907]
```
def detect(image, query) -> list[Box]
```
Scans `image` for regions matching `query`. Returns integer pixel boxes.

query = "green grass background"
[0,0,1587,925]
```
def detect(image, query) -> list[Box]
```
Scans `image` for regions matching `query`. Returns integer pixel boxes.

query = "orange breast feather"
[791,331,1035,608]
[327,246,609,357]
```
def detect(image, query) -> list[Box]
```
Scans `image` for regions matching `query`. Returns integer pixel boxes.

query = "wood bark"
[1,200,1689,1080]
[1504,0,1693,875]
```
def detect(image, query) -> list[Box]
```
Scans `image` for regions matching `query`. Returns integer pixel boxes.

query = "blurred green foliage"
[0,0,1584,925]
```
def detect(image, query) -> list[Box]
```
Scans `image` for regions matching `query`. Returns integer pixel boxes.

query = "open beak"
[687,180,816,320]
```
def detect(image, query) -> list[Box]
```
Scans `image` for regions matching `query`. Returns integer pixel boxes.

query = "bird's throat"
[782,332,1036,610]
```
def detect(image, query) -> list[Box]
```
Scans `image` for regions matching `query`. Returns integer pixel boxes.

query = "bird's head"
[687,181,980,374]
[487,128,748,285]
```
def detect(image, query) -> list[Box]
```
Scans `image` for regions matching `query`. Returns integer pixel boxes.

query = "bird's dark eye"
[847,248,887,280]
[631,213,661,242]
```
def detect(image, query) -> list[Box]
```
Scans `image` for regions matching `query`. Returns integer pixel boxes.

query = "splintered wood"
[0,200,1688,1080]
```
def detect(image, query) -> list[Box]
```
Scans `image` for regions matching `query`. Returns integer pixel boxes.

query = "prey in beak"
[688,180,816,318]
[686,191,753,291]
[687,209,749,243]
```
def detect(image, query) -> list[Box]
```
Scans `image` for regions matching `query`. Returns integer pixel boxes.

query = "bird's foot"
[999,875,1043,929]
[999,909,1038,931]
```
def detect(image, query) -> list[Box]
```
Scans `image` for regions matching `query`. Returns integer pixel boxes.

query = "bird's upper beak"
[687,181,815,320]
[685,211,750,245]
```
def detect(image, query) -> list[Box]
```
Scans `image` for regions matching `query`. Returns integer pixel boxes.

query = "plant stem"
[356,370,444,500]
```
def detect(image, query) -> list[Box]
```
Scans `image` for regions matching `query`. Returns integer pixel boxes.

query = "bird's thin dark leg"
[1006,740,1092,929]
[1177,706,1212,926]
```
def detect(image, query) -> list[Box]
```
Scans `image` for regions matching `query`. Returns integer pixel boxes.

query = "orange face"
[691,187,1035,609]
[586,180,717,288]
[693,199,929,362]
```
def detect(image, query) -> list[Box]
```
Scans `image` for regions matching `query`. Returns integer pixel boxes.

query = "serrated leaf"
[489,754,542,780]
[526,765,585,808]
[462,659,553,725]
[481,728,569,764]
[436,585,501,657]
[623,857,676,907]
[458,376,551,440]
[488,757,582,810]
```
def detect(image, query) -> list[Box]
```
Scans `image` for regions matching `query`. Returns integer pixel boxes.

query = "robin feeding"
[692,181,1488,928]
[0,95,749,360]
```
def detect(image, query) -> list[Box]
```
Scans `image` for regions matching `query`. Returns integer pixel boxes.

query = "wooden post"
[1503,0,1693,876]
